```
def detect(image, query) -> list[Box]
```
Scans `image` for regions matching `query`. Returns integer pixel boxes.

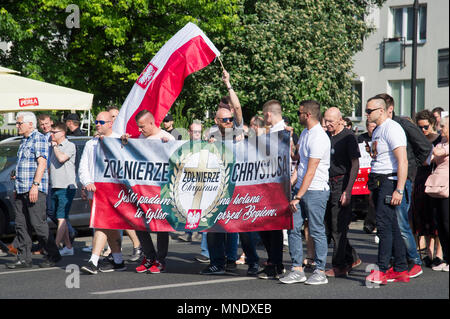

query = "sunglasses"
[297,111,307,116]
[418,125,430,130]
[50,130,62,134]
[220,117,234,123]
[191,130,202,134]
[365,107,382,115]
[95,120,111,125]
[15,122,24,126]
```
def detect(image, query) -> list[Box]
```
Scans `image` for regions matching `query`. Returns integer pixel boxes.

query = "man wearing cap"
[65,113,85,136]
[162,114,182,140]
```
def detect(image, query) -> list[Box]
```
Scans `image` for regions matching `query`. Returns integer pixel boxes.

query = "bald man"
[323,107,361,278]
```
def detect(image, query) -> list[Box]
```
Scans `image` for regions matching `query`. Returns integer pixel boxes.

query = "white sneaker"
[59,247,74,256]
[432,263,449,272]
[374,235,379,244]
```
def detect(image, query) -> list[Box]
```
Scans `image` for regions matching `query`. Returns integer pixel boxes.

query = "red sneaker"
[148,260,165,274]
[386,270,410,283]
[366,270,387,285]
[135,257,153,273]
[408,264,423,278]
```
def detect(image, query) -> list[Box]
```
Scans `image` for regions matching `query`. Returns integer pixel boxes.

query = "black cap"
[163,114,174,122]
[65,113,80,122]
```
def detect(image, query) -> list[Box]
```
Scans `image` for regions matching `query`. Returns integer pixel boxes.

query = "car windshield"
[0,144,19,173]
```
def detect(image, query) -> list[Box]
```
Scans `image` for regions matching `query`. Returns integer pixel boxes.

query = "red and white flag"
[113,22,220,137]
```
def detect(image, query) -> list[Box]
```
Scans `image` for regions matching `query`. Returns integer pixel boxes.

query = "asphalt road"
[0,220,448,305]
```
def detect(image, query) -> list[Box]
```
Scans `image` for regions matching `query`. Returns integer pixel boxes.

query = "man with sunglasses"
[282,100,331,285]
[373,93,432,279]
[364,96,410,285]
[201,69,256,276]
[79,112,125,274]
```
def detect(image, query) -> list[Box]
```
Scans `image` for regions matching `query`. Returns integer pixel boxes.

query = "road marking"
[0,267,60,275]
[91,277,257,295]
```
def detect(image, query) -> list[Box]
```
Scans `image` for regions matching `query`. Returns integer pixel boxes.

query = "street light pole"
[411,0,419,118]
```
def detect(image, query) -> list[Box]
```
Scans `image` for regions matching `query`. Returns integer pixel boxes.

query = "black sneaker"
[247,263,259,276]
[200,264,225,275]
[99,259,127,272]
[39,256,61,268]
[225,260,237,271]
[81,261,99,275]
[257,265,279,279]
[6,260,32,269]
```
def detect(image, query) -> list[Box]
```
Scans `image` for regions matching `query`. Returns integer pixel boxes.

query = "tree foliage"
[1,0,385,131]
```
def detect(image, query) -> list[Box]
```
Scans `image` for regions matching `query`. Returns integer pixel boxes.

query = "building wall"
[352,0,449,127]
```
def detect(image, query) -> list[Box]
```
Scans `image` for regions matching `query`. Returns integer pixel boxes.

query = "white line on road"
[91,277,257,295]
[0,267,60,275]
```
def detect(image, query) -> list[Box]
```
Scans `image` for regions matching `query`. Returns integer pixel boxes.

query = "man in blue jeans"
[280,100,331,285]
[375,93,432,278]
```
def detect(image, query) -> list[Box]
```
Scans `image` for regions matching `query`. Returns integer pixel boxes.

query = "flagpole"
[217,56,225,71]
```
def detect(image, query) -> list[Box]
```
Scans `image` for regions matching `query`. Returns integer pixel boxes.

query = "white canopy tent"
[0,66,94,134]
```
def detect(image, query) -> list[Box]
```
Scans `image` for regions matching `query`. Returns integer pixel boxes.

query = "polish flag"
[113,22,220,137]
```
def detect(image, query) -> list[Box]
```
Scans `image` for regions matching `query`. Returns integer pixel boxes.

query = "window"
[351,81,363,118]
[391,5,427,43]
[389,79,425,118]
[382,37,405,67]
[438,48,449,87]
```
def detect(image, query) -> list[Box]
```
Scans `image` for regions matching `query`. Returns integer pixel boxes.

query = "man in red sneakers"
[364,96,410,285]
[123,110,175,274]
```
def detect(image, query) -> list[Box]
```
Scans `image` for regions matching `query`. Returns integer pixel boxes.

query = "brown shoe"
[351,259,362,269]
[325,267,348,277]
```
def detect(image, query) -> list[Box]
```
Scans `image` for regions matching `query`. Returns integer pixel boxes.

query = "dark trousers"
[238,232,259,265]
[363,193,377,231]
[14,192,60,263]
[136,231,169,264]
[325,176,359,268]
[433,197,449,263]
[372,179,407,272]
[258,230,283,266]
[207,232,238,267]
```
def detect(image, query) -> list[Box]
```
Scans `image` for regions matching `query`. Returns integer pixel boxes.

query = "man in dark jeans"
[323,107,361,277]
[374,93,432,279]
[364,97,409,285]
[6,111,61,269]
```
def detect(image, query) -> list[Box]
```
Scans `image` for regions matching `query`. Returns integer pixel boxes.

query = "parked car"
[0,136,93,238]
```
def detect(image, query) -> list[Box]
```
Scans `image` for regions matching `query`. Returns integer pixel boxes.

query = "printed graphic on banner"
[91,132,292,232]
[352,142,372,195]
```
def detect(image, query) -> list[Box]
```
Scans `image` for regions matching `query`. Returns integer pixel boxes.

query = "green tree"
[184,0,385,133]
[0,0,241,117]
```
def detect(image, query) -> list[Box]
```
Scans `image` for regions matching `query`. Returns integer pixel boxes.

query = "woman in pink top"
[430,116,449,272]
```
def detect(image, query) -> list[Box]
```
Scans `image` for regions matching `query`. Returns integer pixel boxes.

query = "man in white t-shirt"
[280,100,330,286]
[126,109,175,274]
[79,111,125,274]
[364,96,410,285]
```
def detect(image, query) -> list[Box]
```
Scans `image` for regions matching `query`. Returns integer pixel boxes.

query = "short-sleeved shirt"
[328,128,361,177]
[295,123,331,191]
[50,138,77,189]
[370,118,407,175]
[15,129,49,194]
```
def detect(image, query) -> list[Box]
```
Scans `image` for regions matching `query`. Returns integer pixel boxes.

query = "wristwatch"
[396,189,404,195]
[294,195,301,200]
[32,181,40,186]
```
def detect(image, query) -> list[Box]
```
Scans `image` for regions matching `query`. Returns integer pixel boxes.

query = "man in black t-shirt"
[323,107,361,277]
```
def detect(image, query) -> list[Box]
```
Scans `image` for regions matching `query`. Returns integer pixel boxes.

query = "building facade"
[350,0,449,128]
